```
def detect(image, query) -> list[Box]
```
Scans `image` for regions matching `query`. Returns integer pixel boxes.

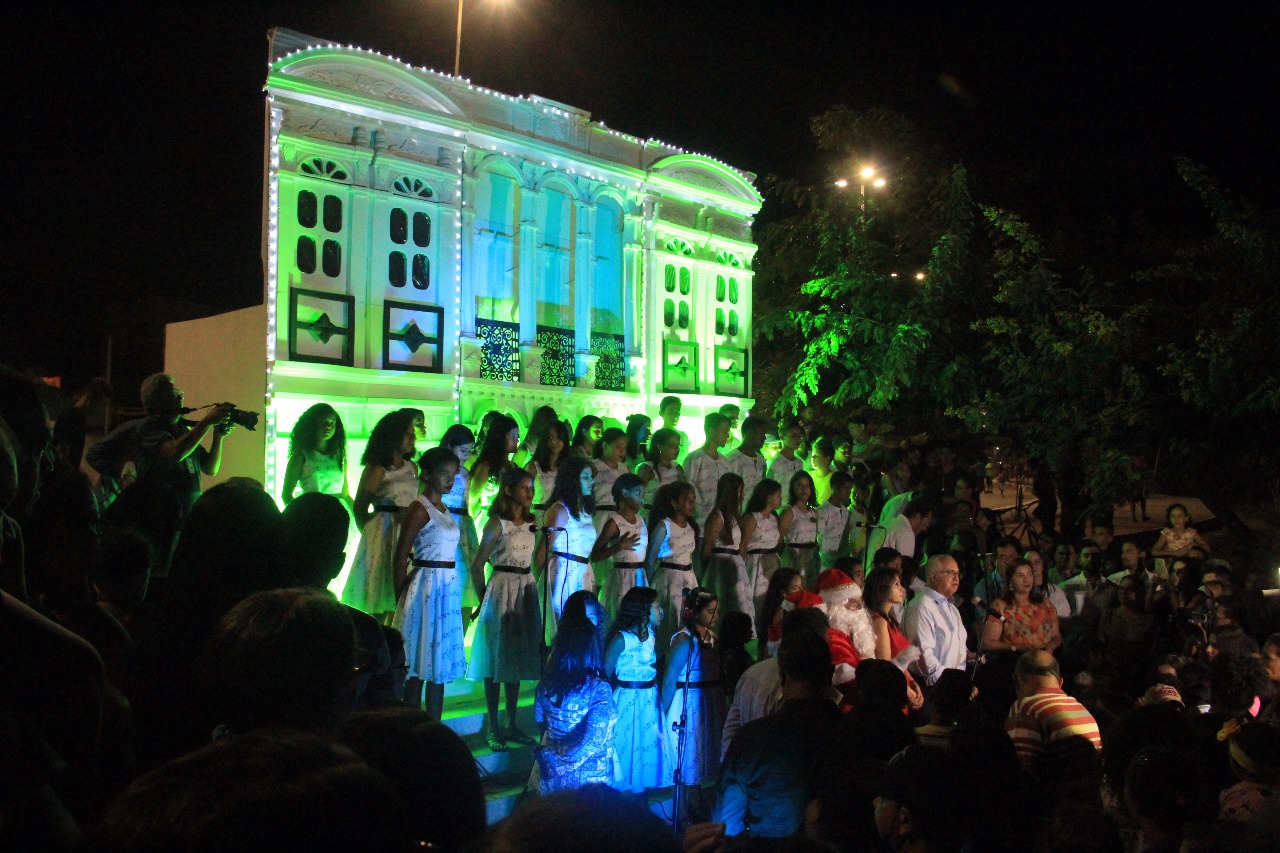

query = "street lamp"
[453,0,465,76]
[833,166,887,216]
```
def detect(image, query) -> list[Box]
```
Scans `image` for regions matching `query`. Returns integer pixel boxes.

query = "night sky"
[7,2,1278,396]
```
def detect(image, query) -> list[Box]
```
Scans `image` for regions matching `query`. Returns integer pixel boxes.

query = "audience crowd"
[2,365,1279,852]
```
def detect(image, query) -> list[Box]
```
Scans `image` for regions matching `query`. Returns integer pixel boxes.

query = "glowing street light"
[915,272,926,281]
[833,166,887,217]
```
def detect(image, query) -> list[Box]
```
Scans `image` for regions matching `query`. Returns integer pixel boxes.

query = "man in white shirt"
[904,555,968,686]
[720,606,832,759]
[683,412,732,522]
[726,415,768,508]
[1107,541,1154,586]
[881,497,935,562]
[973,536,1021,621]
[816,471,856,569]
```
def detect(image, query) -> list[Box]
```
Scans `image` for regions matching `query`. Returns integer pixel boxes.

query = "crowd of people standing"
[3,366,1279,852]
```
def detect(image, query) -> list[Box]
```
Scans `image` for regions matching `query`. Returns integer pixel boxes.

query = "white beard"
[825,601,877,660]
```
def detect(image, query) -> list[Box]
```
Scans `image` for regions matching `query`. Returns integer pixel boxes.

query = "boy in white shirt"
[816,470,856,570]
[767,420,806,493]
[683,412,732,523]
[726,415,768,510]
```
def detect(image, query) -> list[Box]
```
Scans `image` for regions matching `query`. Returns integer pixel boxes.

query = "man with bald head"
[903,555,968,686]
[1005,651,1100,773]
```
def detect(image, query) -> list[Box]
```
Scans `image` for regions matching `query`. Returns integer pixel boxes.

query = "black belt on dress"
[676,679,722,689]
[712,547,739,556]
[446,505,469,517]
[747,548,775,555]
[553,550,590,564]
[412,559,456,569]
[660,561,692,571]
[595,504,618,512]
[787,542,817,549]
[375,506,400,512]
[614,561,644,569]
[615,678,656,690]
[492,565,530,575]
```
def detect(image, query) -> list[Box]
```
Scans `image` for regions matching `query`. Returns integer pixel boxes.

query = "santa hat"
[817,568,861,609]
[782,589,825,611]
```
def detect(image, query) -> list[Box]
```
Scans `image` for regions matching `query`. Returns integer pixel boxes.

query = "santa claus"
[816,568,877,708]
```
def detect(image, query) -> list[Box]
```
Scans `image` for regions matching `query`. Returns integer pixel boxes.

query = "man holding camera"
[134,372,236,514]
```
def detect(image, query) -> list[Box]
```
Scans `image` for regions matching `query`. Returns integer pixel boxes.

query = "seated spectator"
[721,606,829,759]
[1124,746,1219,853]
[476,784,679,853]
[868,745,970,852]
[335,708,486,851]
[281,492,397,709]
[718,611,755,696]
[200,587,360,737]
[715,629,840,838]
[92,524,156,632]
[914,668,975,749]
[1219,721,1280,824]
[1005,651,1101,776]
[847,659,915,763]
[95,729,405,852]
[1209,596,1259,660]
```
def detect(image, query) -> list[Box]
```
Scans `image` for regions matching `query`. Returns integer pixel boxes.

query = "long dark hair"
[646,428,681,468]
[788,470,816,510]
[473,413,517,482]
[539,615,602,696]
[548,456,595,517]
[288,404,346,470]
[863,567,902,628]
[760,568,800,635]
[571,416,603,454]
[519,406,559,455]
[440,424,474,452]
[608,586,658,647]
[649,481,699,542]
[593,427,627,461]
[711,473,744,545]
[531,419,570,473]
[361,410,415,468]
[625,414,651,461]
[490,467,535,524]
[744,479,782,515]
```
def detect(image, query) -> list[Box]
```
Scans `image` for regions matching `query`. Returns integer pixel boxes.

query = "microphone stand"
[539,526,559,668]
[670,627,697,832]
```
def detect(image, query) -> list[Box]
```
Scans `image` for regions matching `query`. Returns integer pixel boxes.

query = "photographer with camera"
[134,373,238,515]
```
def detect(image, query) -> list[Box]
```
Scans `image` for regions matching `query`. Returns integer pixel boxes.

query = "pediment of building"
[648,154,762,210]
[274,49,466,119]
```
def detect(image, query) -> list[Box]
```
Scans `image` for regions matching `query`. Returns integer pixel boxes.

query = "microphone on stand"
[853,521,885,529]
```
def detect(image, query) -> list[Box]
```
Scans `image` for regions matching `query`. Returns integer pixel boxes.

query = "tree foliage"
[756,110,1280,522]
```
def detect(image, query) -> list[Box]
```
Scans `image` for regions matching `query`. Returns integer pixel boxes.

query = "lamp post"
[454,0,464,76]
[834,166,886,219]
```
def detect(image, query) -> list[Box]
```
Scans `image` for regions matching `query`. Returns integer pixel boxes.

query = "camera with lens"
[216,403,260,431]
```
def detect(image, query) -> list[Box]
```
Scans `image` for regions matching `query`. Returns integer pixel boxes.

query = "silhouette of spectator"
[95,728,405,852]
[199,587,359,737]
[336,708,486,852]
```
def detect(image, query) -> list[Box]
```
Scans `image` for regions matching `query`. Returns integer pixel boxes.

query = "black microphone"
[539,525,567,533]
[971,596,1004,620]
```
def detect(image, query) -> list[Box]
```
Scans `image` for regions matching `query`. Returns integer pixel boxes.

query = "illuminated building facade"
[165,28,761,496]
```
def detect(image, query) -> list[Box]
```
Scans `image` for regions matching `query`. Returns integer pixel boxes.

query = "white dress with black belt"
[653,518,699,655]
[466,518,542,682]
[599,512,649,622]
[544,502,597,644]
[394,497,465,683]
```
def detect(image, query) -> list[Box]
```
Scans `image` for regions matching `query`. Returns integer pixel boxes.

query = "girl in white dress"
[525,419,569,513]
[591,427,629,534]
[539,456,598,644]
[468,413,519,523]
[738,479,783,631]
[778,470,821,588]
[441,424,479,609]
[646,481,700,656]
[512,404,559,470]
[342,410,419,619]
[604,586,666,792]
[467,467,543,751]
[624,413,651,473]
[702,473,751,635]
[590,473,648,622]
[393,446,464,720]
[637,427,685,510]
[281,403,357,594]
[661,587,725,819]
[570,415,603,460]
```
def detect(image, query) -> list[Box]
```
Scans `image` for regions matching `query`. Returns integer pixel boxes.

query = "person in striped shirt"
[1005,651,1101,773]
